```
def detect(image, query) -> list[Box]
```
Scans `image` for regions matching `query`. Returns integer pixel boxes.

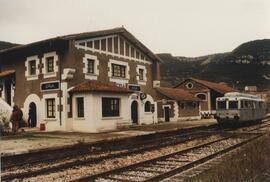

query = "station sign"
[128,85,141,92]
[41,81,60,91]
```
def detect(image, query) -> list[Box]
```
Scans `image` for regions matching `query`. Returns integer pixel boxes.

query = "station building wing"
[0,27,162,132]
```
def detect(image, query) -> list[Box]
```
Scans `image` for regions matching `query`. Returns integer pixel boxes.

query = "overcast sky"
[0,0,269,56]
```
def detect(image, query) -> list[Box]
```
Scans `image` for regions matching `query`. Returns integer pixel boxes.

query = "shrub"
[0,111,11,136]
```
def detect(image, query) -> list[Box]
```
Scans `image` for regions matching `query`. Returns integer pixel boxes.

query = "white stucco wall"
[128,93,157,125]
[22,94,41,125]
[71,92,131,133]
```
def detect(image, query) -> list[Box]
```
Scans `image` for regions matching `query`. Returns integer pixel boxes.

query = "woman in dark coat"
[10,105,23,133]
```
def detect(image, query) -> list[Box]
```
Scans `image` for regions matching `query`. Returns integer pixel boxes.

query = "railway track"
[73,133,264,182]
[2,124,219,170]
[1,119,269,181]
[1,130,220,181]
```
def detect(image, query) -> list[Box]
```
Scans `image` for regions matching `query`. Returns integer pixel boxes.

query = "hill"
[0,41,19,50]
[158,39,270,90]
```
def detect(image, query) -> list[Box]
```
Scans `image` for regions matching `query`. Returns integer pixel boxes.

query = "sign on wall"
[129,85,141,92]
[41,81,60,91]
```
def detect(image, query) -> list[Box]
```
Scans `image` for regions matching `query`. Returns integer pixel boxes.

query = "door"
[29,102,37,127]
[164,106,170,122]
[131,101,138,124]
[4,80,11,105]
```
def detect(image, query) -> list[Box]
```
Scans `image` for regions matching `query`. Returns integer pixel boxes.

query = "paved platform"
[0,119,216,156]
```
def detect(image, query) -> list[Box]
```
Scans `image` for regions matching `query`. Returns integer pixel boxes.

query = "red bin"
[40,123,46,131]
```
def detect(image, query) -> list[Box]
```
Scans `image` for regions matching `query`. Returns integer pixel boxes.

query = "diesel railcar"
[215,92,266,124]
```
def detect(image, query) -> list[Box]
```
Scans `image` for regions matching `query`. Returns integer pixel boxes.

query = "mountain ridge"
[157,39,270,90]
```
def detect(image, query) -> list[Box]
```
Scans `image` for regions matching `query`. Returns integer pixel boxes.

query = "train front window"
[217,101,226,109]
[229,101,238,109]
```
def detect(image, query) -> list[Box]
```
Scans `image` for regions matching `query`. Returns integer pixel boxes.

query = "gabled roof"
[69,80,133,94]
[175,78,237,94]
[156,87,200,101]
[0,27,161,62]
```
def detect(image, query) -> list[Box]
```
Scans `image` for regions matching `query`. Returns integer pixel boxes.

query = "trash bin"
[40,123,46,131]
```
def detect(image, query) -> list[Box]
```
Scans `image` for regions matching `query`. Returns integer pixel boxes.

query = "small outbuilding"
[156,87,201,122]
[174,78,237,117]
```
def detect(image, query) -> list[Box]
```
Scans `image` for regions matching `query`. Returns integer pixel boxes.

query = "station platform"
[0,119,216,156]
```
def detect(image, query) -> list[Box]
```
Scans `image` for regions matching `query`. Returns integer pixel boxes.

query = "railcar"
[215,92,266,125]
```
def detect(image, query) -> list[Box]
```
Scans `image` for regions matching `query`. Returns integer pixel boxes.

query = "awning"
[0,70,15,78]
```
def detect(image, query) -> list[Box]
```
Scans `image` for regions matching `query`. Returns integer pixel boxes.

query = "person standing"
[10,105,23,133]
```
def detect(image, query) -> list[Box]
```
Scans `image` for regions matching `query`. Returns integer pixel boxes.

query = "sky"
[0,0,269,57]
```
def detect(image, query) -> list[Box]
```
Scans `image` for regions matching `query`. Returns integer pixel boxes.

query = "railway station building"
[174,78,236,117]
[0,27,161,132]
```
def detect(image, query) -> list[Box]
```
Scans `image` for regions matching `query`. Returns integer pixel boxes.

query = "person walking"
[10,105,23,134]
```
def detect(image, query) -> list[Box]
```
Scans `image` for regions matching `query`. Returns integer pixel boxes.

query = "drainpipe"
[58,45,62,126]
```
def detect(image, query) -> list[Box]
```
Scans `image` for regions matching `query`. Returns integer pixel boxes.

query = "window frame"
[139,68,144,81]
[102,97,120,117]
[217,100,227,110]
[112,63,126,78]
[228,100,238,109]
[29,60,37,76]
[87,59,95,74]
[46,56,54,73]
[196,93,207,101]
[46,98,56,118]
[76,97,85,118]
[144,101,151,112]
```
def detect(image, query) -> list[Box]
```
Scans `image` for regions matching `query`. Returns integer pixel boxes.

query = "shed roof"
[69,80,133,94]
[175,78,237,94]
[156,87,200,101]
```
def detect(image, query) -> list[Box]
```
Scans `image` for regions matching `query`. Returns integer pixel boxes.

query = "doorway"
[4,80,11,105]
[131,101,138,124]
[164,106,170,122]
[29,102,37,127]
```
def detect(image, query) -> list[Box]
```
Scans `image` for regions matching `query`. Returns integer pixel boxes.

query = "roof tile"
[69,80,133,94]
[191,78,237,93]
[157,87,200,101]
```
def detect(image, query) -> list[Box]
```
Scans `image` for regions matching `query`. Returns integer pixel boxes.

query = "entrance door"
[164,106,170,122]
[29,102,37,127]
[4,80,11,105]
[131,101,138,124]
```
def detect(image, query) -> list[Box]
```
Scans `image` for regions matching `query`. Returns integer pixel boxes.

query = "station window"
[87,59,95,74]
[102,98,120,117]
[196,93,206,101]
[46,98,55,118]
[139,68,144,81]
[179,102,185,109]
[144,101,151,112]
[46,57,54,73]
[112,64,126,78]
[186,82,193,89]
[186,102,193,108]
[76,97,84,118]
[29,60,36,75]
